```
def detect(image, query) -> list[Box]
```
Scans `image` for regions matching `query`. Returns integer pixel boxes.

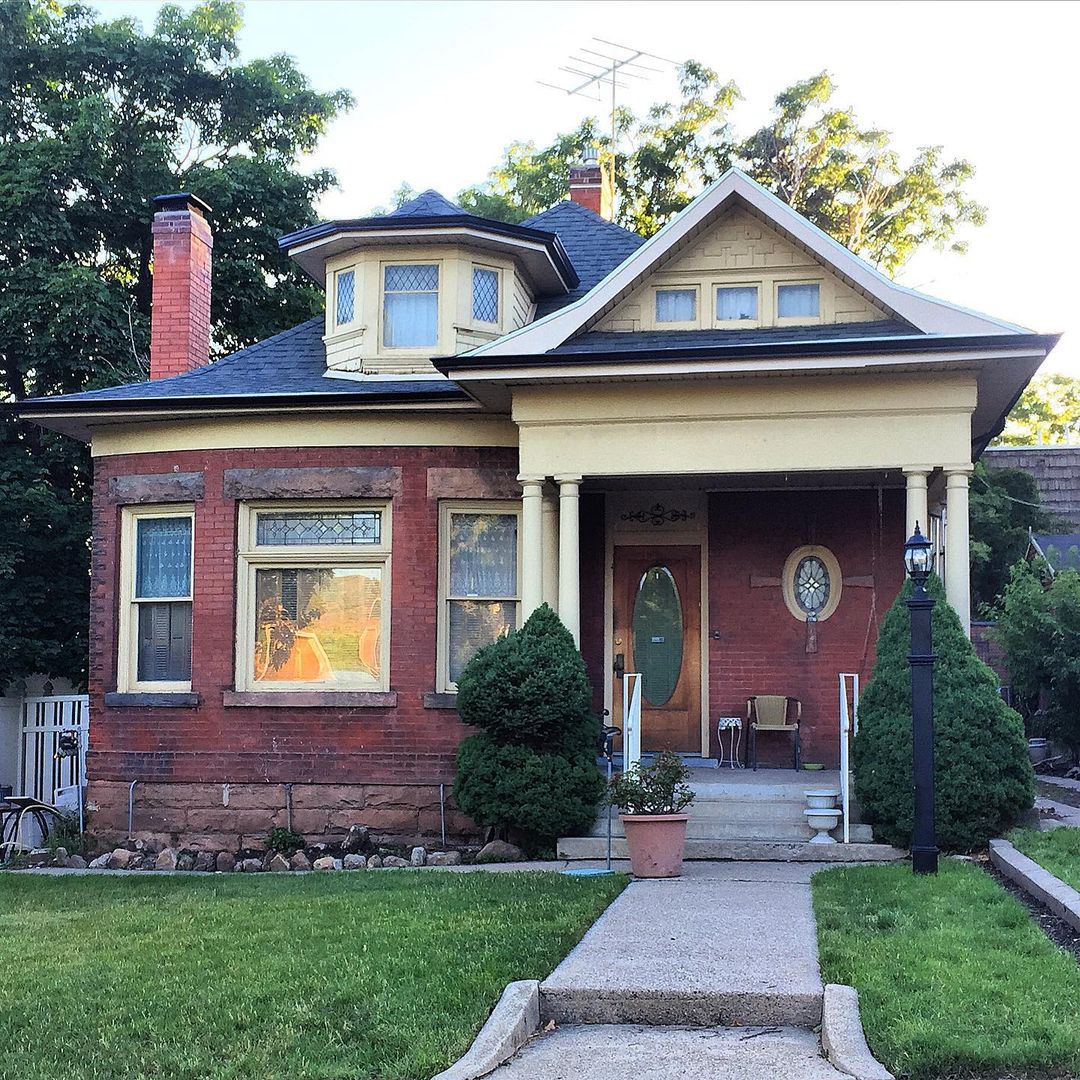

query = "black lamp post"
[904,523,938,875]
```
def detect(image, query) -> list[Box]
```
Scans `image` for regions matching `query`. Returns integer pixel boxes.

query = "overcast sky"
[95,0,1079,374]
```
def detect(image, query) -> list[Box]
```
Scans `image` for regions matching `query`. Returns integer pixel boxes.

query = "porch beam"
[519,474,546,619]
[556,474,583,647]
[944,466,973,637]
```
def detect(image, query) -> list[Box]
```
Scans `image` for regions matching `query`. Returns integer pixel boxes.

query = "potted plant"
[609,751,696,877]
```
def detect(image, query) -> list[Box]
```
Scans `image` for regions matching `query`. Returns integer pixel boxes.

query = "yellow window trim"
[775,279,824,326]
[437,499,523,694]
[117,504,195,693]
[712,281,763,329]
[651,285,701,330]
[470,263,503,332]
[235,501,392,693]
[380,257,442,352]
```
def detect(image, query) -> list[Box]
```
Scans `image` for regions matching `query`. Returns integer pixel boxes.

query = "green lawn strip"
[0,870,625,1080]
[1010,827,1080,893]
[812,861,1080,1079]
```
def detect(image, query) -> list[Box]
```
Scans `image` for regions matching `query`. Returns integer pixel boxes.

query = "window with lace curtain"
[383,263,439,348]
[118,506,194,691]
[438,502,521,691]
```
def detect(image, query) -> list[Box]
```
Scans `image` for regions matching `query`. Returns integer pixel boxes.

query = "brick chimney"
[149,193,213,380]
[569,147,613,220]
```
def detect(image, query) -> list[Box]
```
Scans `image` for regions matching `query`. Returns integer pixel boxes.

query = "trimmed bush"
[854,576,1034,852]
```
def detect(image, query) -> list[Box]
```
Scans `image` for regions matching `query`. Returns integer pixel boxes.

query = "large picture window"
[439,503,521,691]
[236,503,391,692]
[118,506,194,691]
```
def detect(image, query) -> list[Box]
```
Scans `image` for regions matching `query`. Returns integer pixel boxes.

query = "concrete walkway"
[540,861,829,1029]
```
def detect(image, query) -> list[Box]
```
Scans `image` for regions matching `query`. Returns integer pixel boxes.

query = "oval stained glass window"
[632,565,684,707]
[794,556,830,615]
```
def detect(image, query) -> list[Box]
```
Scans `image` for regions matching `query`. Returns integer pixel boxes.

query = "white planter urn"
[804,788,841,843]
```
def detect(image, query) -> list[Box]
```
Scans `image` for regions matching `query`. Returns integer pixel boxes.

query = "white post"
[556,474,582,646]
[944,466,973,637]
[903,467,931,541]
[542,490,559,612]
[623,672,642,770]
[519,474,545,620]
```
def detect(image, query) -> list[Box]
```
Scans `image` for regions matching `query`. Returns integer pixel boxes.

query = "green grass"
[0,870,625,1080]
[813,861,1080,1079]
[1010,826,1080,893]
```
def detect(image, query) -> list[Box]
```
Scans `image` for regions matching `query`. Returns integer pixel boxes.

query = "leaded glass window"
[778,283,820,318]
[655,289,696,323]
[472,268,499,324]
[383,263,439,347]
[335,269,355,326]
[794,556,830,615]
[255,511,381,547]
[716,286,758,321]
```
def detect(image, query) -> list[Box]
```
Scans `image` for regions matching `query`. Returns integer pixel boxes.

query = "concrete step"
[593,818,815,841]
[559,836,902,862]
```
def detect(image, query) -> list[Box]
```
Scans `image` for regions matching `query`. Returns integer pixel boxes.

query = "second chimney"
[569,147,613,220]
[149,193,213,380]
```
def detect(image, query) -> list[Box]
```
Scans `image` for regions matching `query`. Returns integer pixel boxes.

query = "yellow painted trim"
[781,545,843,623]
[90,413,520,457]
[117,505,195,693]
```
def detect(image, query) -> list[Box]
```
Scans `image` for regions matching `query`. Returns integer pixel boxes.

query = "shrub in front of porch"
[853,576,1034,851]
[454,604,604,851]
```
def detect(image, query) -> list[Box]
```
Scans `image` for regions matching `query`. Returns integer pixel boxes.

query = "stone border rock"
[989,838,1080,933]
[431,980,539,1080]
[821,983,894,1080]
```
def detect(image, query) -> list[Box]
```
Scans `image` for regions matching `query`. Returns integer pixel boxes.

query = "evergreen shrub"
[854,576,1034,852]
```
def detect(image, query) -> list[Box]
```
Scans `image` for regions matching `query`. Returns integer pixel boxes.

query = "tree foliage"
[0,0,350,686]
[457,67,985,271]
[969,461,1068,613]
[854,577,1034,852]
[995,562,1080,756]
[996,373,1080,447]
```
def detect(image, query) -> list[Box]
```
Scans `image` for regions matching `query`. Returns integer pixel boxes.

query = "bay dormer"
[278,190,579,375]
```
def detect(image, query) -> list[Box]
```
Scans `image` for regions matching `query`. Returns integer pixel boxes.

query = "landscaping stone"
[343,824,370,853]
[193,852,215,872]
[427,851,463,867]
[313,856,337,871]
[89,854,111,869]
[29,848,51,866]
[411,846,427,867]
[269,854,291,872]
[367,855,383,868]
[108,848,136,870]
[382,855,409,868]
[343,853,367,870]
[68,854,87,869]
[289,851,312,871]
[477,840,525,864]
[239,858,262,873]
[177,853,195,871]
[54,847,69,865]
[216,852,236,873]
[155,848,179,871]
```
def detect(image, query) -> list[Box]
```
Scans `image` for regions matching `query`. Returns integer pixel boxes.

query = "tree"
[457,67,985,271]
[995,373,1080,446]
[0,0,350,686]
[969,461,1068,613]
[854,576,1034,851]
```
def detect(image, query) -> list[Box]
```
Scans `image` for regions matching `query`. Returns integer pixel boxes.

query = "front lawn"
[0,869,625,1080]
[813,860,1080,1079]
[1011,826,1080,893]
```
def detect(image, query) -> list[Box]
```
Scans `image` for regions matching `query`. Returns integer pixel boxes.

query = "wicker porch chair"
[747,695,802,771]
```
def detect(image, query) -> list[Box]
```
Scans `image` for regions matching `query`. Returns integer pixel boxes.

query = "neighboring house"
[982,445,1080,527]
[1027,531,1080,576]
[18,163,1059,849]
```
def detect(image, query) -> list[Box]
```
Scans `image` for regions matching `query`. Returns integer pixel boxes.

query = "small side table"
[716,716,743,769]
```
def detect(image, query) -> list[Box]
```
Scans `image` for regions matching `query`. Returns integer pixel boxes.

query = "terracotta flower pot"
[619,813,689,878]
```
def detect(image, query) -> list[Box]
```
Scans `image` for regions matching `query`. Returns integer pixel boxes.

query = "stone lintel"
[426,467,522,500]
[222,467,401,501]
[107,472,204,505]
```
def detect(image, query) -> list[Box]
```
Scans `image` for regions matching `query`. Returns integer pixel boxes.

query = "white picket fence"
[16,695,89,813]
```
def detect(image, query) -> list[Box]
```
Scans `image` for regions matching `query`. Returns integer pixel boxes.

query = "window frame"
[471,264,502,328]
[380,259,441,350]
[235,501,392,693]
[117,504,195,693]
[712,282,762,327]
[334,267,356,328]
[652,286,700,328]
[781,544,843,623]
[437,500,523,694]
[775,280,823,325]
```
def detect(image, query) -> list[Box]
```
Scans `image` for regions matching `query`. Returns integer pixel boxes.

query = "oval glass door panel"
[632,565,684,706]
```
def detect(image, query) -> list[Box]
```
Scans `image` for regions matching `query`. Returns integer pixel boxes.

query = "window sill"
[105,692,199,708]
[223,690,398,708]
[423,692,458,710]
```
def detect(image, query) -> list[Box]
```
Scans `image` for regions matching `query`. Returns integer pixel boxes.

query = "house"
[19,161,1059,850]
[983,445,1080,527]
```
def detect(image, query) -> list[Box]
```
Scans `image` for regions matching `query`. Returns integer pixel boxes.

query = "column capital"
[902,465,934,478]
[944,465,974,484]
[517,473,546,487]
[554,474,583,487]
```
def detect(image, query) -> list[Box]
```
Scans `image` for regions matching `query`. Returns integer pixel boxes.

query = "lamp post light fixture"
[904,523,938,875]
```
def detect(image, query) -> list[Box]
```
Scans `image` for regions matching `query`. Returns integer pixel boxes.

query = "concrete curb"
[821,984,894,1080]
[431,979,539,1080]
[989,838,1080,933]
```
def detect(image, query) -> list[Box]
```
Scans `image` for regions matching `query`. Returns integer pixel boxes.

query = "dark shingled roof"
[387,189,467,217]
[549,320,919,354]
[25,318,465,407]
[522,201,646,318]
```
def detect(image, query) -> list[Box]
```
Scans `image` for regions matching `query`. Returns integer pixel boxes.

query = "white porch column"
[903,466,931,541]
[944,466,973,637]
[541,490,559,611]
[556,474,582,647]
[519,474,545,620]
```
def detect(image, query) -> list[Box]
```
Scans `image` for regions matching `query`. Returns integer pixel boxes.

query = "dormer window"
[335,269,355,327]
[716,286,758,321]
[472,268,499,325]
[778,283,820,319]
[383,264,439,348]
[655,288,696,323]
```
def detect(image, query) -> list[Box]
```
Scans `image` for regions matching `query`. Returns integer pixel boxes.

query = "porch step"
[592,816,815,842]
[558,836,904,862]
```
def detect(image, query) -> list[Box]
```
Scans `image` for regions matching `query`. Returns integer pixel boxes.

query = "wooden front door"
[612,545,702,753]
